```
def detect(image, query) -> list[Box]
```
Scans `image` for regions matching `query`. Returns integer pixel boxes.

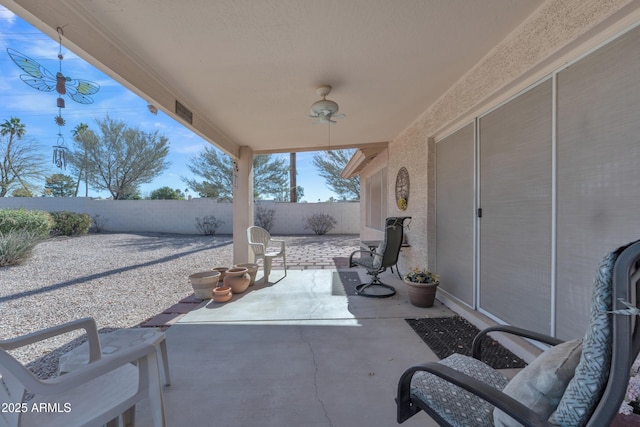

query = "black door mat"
[405,316,527,369]
[332,271,359,296]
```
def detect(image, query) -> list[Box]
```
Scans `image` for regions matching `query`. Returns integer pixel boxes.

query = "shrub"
[303,213,337,235]
[195,215,224,235]
[0,208,52,237]
[49,211,91,236]
[90,214,109,233]
[0,230,43,267]
[255,205,275,232]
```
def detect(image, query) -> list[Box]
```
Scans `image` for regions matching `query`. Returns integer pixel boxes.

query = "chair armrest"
[248,242,265,256]
[472,325,564,360]
[269,238,285,251]
[0,317,101,363]
[0,342,157,396]
[349,249,375,266]
[397,362,553,426]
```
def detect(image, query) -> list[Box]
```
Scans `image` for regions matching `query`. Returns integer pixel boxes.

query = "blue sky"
[0,7,340,202]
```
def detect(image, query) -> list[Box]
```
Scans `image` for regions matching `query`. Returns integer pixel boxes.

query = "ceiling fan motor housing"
[310,98,339,116]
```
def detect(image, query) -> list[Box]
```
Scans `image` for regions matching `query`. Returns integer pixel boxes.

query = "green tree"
[312,149,359,200]
[11,187,33,197]
[149,186,185,200]
[0,117,45,197]
[83,116,171,200]
[69,123,97,197]
[275,185,305,202]
[44,174,76,197]
[120,190,142,200]
[183,147,289,200]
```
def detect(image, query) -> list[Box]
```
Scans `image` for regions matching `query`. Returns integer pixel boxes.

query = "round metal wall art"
[395,167,410,211]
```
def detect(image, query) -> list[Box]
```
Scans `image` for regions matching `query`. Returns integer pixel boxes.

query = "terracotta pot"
[234,263,259,286]
[188,271,220,300]
[211,267,229,282]
[224,267,251,294]
[212,286,232,302]
[404,280,438,308]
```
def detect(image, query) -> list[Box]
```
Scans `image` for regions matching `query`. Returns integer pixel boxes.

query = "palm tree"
[0,117,26,138]
[0,117,28,195]
[289,152,297,202]
[72,123,90,197]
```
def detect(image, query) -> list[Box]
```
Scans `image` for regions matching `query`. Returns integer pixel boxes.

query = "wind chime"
[7,27,100,169]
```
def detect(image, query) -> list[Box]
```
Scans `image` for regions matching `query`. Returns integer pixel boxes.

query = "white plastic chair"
[0,318,166,427]
[247,226,287,283]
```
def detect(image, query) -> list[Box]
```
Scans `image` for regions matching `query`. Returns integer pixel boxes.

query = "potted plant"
[619,355,640,415]
[403,268,439,307]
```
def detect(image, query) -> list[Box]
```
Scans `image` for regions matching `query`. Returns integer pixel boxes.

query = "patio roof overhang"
[0,0,543,157]
[341,142,387,179]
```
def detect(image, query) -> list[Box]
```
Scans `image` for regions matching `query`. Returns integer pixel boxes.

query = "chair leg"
[146,355,166,427]
[159,338,171,386]
[282,253,287,277]
[263,257,272,283]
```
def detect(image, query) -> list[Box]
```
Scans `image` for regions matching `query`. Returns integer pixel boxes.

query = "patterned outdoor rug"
[405,316,527,369]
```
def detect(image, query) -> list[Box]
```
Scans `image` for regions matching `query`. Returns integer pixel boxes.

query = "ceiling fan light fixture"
[308,84,345,123]
[310,98,339,116]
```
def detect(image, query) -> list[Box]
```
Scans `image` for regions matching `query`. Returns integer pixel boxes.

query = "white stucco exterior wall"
[363,0,640,272]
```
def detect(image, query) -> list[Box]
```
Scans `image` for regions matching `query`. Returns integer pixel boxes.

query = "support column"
[232,146,254,264]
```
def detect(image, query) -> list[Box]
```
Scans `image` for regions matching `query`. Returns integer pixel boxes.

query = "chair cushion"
[352,255,375,270]
[373,242,385,269]
[411,353,509,427]
[549,250,617,426]
[493,339,583,426]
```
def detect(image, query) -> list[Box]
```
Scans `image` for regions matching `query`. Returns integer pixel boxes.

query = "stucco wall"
[368,0,640,273]
[0,198,359,235]
[426,0,636,136]
[385,127,431,273]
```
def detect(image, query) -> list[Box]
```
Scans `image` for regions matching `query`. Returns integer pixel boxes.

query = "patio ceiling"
[3,0,543,157]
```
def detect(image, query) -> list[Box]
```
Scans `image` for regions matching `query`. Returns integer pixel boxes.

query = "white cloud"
[0,7,16,26]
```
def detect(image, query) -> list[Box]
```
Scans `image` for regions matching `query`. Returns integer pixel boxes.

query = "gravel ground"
[0,232,233,369]
[0,232,359,376]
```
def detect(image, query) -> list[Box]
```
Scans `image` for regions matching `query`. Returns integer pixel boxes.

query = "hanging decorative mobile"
[6,26,100,169]
[52,28,69,169]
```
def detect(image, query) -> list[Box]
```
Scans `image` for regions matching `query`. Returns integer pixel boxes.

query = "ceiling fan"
[308,85,345,124]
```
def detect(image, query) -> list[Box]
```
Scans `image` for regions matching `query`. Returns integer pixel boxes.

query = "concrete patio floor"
[135,268,451,427]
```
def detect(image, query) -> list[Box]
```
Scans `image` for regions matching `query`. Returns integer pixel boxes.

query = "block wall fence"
[0,198,359,235]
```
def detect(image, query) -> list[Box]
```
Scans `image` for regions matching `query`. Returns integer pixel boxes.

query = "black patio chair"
[397,239,640,427]
[349,217,410,298]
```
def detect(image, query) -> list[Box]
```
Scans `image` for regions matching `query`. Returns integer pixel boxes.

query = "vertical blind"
[478,79,553,334]
[555,25,640,339]
[433,24,640,336]
[436,123,475,306]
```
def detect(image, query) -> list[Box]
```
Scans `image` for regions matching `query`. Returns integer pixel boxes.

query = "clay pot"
[234,263,259,286]
[212,286,232,302]
[404,280,438,308]
[188,271,220,300]
[224,267,251,294]
[211,267,229,282]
